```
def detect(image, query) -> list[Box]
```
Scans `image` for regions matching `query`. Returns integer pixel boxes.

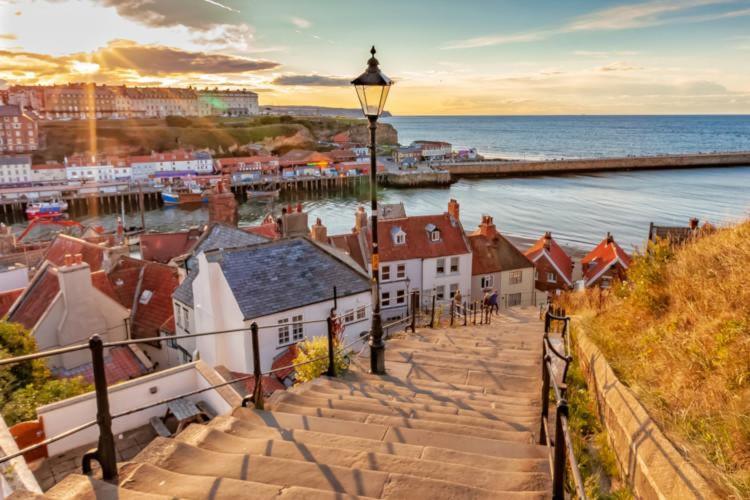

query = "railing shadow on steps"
[0,287,414,485]
[540,305,587,500]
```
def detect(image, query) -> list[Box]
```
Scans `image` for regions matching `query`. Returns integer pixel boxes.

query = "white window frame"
[381,265,390,281]
[547,272,557,283]
[292,314,303,341]
[396,264,406,279]
[382,292,391,307]
[277,318,290,345]
[436,258,445,275]
[509,270,523,285]
[430,230,440,242]
[449,284,459,299]
[344,309,355,323]
[450,257,459,273]
[435,285,445,301]
[396,290,406,304]
[480,275,494,289]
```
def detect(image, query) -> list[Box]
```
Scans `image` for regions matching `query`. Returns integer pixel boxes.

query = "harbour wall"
[444,152,750,178]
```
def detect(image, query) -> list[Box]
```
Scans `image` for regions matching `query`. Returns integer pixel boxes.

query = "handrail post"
[409,291,418,333]
[81,335,118,481]
[552,398,569,500]
[326,315,336,377]
[463,301,468,327]
[544,307,551,333]
[251,322,264,409]
[429,295,436,328]
[539,353,551,445]
[473,301,477,325]
[450,300,455,327]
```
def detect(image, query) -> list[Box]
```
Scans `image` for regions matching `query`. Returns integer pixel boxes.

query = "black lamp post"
[352,46,392,374]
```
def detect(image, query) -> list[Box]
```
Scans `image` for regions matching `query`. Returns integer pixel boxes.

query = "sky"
[1,0,749,115]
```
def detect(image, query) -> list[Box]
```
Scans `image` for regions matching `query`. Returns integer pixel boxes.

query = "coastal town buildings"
[30,162,66,183]
[524,232,574,294]
[128,150,213,180]
[0,105,40,153]
[581,233,631,288]
[189,237,372,374]
[214,156,280,180]
[7,84,259,120]
[0,155,32,186]
[64,155,118,183]
[467,214,537,308]
[648,218,715,246]
[393,140,453,166]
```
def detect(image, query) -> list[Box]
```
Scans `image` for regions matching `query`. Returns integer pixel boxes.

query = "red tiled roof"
[159,315,176,336]
[140,229,202,264]
[108,259,143,309]
[90,270,120,304]
[7,266,60,330]
[45,234,107,272]
[271,345,298,381]
[375,213,470,262]
[468,233,533,275]
[232,372,286,397]
[582,235,631,285]
[332,132,350,144]
[243,223,280,240]
[53,346,147,385]
[524,233,573,285]
[0,288,23,319]
[130,262,180,339]
[280,150,332,166]
[328,232,367,271]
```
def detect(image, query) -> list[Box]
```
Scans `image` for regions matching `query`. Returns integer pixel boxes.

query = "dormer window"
[426,224,440,242]
[392,226,406,245]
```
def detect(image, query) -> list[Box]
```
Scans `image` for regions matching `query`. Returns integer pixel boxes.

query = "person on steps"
[489,289,499,315]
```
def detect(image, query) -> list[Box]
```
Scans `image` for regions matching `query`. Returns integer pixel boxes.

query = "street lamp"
[352,46,392,374]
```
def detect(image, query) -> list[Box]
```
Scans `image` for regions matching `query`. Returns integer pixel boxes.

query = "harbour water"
[8,116,750,251]
[14,165,749,252]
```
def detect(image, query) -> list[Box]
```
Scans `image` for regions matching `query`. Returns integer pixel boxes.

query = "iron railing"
[0,287,414,482]
[540,305,587,500]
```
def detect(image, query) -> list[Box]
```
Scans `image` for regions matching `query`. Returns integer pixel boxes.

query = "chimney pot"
[75,253,83,264]
[64,254,72,266]
[689,217,699,230]
[447,199,460,221]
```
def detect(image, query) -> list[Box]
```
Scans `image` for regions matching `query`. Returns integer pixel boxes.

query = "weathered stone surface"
[576,327,724,500]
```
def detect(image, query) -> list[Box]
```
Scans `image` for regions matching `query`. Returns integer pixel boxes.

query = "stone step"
[404,333,539,351]
[208,416,549,473]
[302,383,540,417]
[385,350,539,375]
[386,341,540,364]
[133,436,388,497]
[269,402,533,442]
[119,462,366,500]
[132,436,542,499]
[314,376,540,408]
[232,408,547,460]
[176,424,551,492]
[382,362,541,392]
[41,473,170,499]
[272,392,537,431]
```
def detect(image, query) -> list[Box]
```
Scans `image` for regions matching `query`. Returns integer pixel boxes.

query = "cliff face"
[346,122,398,146]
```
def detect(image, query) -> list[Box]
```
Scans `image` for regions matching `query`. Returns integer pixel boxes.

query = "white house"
[64,156,116,183]
[170,223,269,366]
[0,155,32,186]
[332,200,473,322]
[127,150,213,180]
[30,163,66,183]
[190,237,372,375]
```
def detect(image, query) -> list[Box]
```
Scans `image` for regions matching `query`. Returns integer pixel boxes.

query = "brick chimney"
[310,217,328,243]
[208,176,238,227]
[477,215,497,238]
[282,206,309,238]
[606,232,614,245]
[543,232,552,250]
[689,217,699,230]
[354,206,368,233]
[447,199,460,221]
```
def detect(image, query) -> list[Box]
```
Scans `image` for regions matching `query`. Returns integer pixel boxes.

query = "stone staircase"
[33,308,550,499]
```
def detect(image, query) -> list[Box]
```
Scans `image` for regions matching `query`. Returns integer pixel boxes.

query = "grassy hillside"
[562,221,750,497]
[37,115,399,161]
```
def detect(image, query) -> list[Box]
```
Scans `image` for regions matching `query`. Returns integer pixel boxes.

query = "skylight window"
[139,290,153,305]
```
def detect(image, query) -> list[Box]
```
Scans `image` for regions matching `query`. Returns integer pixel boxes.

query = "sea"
[10,115,750,252]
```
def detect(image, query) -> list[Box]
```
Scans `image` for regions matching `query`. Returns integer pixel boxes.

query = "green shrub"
[293,337,349,384]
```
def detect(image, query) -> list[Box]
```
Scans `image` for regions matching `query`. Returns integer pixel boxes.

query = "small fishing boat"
[161,184,209,205]
[26,200,69,220]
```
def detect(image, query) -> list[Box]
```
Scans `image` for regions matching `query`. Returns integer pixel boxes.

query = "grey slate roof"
[172,224,268,307]
[0,155,32,166]
[0,105,21,117]
[206,237,371,320]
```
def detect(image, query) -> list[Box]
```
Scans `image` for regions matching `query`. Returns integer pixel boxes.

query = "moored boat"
[246,189,280,200]
[161,185,209,205]
[26,200,69,220]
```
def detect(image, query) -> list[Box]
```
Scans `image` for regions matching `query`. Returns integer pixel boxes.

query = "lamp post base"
[369,312,386,374]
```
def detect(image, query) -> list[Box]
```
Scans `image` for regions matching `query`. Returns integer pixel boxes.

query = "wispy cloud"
[0,33,17,41]
[444,0,748,49]
[272,74,349,87]
[290,17,311,29]
[574,50,640,57]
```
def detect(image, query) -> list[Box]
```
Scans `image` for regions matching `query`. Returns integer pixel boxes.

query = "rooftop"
[524,232,573,285]
[468,216,533,275]
[375,213,471,262]
[205,237,370,320]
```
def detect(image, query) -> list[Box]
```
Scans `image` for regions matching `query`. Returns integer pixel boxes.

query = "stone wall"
[575,328,724,499]
[383,171,452,188]
[446,152,750,178]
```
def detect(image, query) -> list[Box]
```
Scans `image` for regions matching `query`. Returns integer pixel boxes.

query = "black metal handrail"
[0,286,404,482]
[540,306,587,500]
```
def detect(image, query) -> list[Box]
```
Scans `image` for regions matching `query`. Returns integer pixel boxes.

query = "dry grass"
[561,221,750,497]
